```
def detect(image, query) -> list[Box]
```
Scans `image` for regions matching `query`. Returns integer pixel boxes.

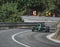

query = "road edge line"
[46,33,60,43]
[12,31,31,47]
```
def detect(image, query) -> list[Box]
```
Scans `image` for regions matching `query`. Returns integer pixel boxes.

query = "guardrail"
[0,22,39,27]
[0,22,57,29]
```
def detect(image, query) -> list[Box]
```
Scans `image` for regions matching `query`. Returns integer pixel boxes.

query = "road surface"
[0,29,60,47]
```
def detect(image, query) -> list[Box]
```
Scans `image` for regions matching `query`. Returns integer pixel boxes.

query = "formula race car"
[32,22,50,32]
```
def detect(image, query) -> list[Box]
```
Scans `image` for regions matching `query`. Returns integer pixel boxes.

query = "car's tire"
[45,29,50,32]
[45,26,50,32]
[32,29,34,32]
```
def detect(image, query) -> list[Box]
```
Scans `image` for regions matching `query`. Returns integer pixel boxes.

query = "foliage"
[0,2,23,22]
[0,0,60,22]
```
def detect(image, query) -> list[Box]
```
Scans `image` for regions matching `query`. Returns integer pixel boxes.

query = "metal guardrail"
[0,22,40,27]
[0,22,57,30]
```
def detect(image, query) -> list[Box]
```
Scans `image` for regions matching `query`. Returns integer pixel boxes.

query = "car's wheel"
[32,29,34,32]
[45,29,50,32]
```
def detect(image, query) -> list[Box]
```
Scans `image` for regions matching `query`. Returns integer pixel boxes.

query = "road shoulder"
[46,33,60,43]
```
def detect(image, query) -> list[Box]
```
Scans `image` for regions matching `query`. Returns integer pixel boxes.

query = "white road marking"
[12,31,31,47]
[46,33,60,43]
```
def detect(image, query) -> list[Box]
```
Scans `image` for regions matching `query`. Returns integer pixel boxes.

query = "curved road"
[0,29,60,47]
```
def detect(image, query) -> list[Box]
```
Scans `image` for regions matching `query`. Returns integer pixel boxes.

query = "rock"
[53,22,60,40]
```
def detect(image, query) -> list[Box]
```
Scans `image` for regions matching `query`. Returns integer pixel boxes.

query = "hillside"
[0,0,60,22]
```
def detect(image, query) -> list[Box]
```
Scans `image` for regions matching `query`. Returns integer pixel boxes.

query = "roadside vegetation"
[0,0,60,22]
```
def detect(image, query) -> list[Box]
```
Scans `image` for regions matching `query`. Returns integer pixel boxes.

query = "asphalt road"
[0,29,60,47]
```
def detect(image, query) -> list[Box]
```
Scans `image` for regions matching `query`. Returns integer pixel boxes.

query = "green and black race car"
[32,22,50,32]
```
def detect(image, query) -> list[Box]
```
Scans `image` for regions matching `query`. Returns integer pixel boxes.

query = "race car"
[32,22,50,32]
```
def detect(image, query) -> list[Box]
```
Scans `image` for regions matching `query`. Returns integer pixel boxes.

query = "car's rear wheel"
[45,29,50,32]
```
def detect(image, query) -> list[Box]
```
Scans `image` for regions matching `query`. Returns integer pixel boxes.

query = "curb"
[46,33,60,43]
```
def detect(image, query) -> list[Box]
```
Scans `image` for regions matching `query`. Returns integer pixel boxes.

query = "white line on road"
[12,31,31,47]
[46,33,60,43]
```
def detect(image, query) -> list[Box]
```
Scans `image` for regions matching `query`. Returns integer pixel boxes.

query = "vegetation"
[0,0,60,22]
